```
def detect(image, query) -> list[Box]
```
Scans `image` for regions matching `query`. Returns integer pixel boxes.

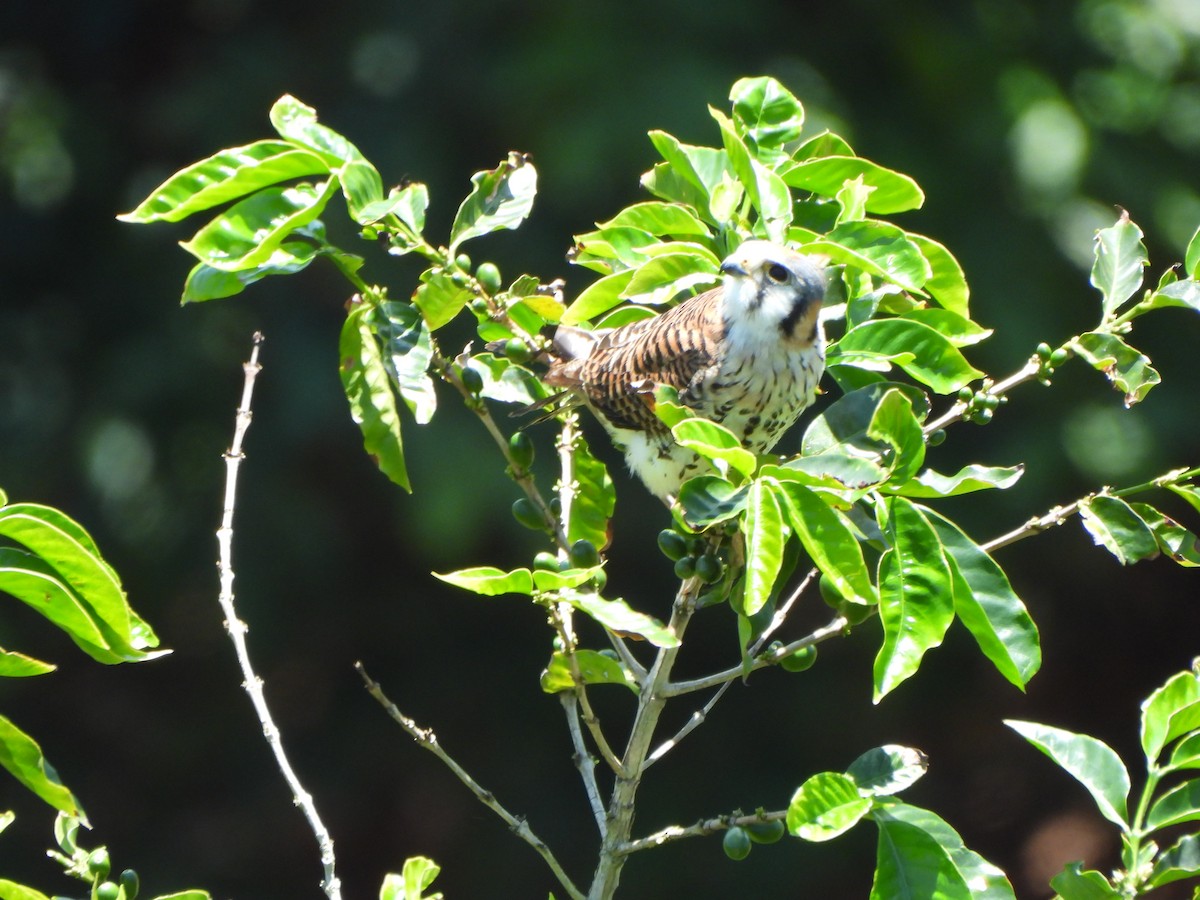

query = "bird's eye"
[766,263,790,284]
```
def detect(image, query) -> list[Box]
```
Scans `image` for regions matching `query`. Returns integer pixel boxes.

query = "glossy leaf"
[531,566,603,592]
[677,476,749,528]
[846,745,928,797]
[568,594,679,647]
[924,509,1041,689]
[540,649,637,694]
[781,155,924,214]
[1149,832,1200,887]
[774,481,877,606]
[834,318,983,394]
[807,221,930,292]
[886,464,1023,498]
[787,771,871,842]
[0,715,84,821]
[598,201,711,238]
[1146,277,1200,314]
[119,140,330,224]
[870,802,1015,900]
[180,180,337,272]
[909,234,970,316]
[1169,732,1200,771]
[562,270,635,325]
[712,107,791,240]
[740,480,785,616]
[622,251,719,305]
[448,153,537,253]
[1141,669,1200,764]
[865,387,926,485]
[1079,495,1158,565]
[0,547,109,655]
[0,879,53,900]
[181,242,317,303]
[433,566,533,596]
[461,353,546,406]
[1073,332,1160,407]
[1132,501,1200,567]
[1048,861,1120,899]
[270,94,373,168]
[643,133,738,223]
[568,435,615,551]
[729,75,805,159]
[1091,213,1147,319]
[361,182,429,233]
[1146,778,1200,831]
[673,418,757,480]
[793,130,856,159]
[389,855,442,900]
[0,650,54,677]
[901,309,991,347]
[873,498,955,701]
[1005,720,1130,828]
[413,269,472,331]
[375,301,436,425]
[339,304,411,491]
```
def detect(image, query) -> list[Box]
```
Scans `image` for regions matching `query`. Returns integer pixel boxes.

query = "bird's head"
[718,240,826,346]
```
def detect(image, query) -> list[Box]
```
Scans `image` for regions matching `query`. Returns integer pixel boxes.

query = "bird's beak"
[720,259,748,277]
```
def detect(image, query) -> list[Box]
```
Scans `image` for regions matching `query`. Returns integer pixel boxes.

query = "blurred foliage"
[2,1,1200,898]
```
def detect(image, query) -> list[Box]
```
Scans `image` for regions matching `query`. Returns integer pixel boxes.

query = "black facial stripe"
[779,292,810,338]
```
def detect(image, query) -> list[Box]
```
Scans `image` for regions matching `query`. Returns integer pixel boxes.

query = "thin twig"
[216,333,342,900]
[619,809,786,856]
[561,693,607,837]
[356,663,586,900]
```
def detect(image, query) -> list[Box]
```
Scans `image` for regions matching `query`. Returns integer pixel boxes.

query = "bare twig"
[619,809,786,855]
[561,693,607,836]
[216,333,342,900]
[356,663,586,900]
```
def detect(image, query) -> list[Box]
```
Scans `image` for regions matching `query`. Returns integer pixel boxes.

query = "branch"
[216,333,342,900]
[356,663,586,900]
[561,693,607,836]
[619,809,786,856]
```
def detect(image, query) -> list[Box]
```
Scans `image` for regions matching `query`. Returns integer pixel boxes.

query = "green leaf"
[598,201,712,238]
[362,182,430,233]
[833,319,983,394]
[1131,501,1200,567]
[1146,277,1200,314]
[385,855,442,900]
[1146,778,1200,831]
[339,304,411,491]
[873,498,955,701]
[568,594,678,647]
[461,353,546,406]
[806,220,930,292]
[787,771,871,842]
[780,156,925,214]
[729,76,805,159]
[1079,495,1159,565]
[923,509,1041,689]
[432,566,533,596]
[1048,861,1121,899]
[568,435,615,551]
[1073,332,1160,407]
[846,745,928,797]
[0,880,53,900]
[413,269,472,332]
[540,649,637,694]
[374,301,436,424]
[643,133,740,223]
[740,480,785,616]
[448,153,537,254]
[180,180,337,272]
[1091,213,1147,319]
[677,476,749,528]
[0,650,55,677]
[909,234,970,317]
[1186,224,1200,279]
[793,130,856,160]
[1005,720,1130,828]
[150,892,213,900]
[865,387,926,486]
[270,95,370,166]
[621,251,719,305]
[886,464,1024,498]
[1141,669,1200,764]
[1169,732,1200,771]
[901,309,991,347]
[672,418,757,481]
[0,547,110,657]
[0,715,84,821]
[118,140,330,224]
[531,566,603,592]
[1149,832,1200,887]
[181,242,318,303]
[870,802,1016,900]
[773,481,877,605]
[711,107,791,240]
[562,270,636,325]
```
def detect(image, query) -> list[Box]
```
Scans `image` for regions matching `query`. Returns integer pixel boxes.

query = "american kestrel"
[544,240,826,499]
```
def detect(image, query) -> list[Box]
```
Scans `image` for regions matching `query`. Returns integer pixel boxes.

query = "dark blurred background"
[2,1,1200,897]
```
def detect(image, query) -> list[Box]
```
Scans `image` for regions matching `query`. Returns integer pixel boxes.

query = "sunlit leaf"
[846,745,928,797]
[562,270,636,325]
[375,301,436,425]
[0,650,54,677]
[1047,861,1120,899]
[1073,332,1160,407]
[0,548,109,657]
[781,156,925,214]
[413,268,473,331]
[787,771,870,842]
[181,242,318,303]
[773,480,877,606]
[643,132,736,223]
[432,566,533,596]
[622,251,719,305]
[540,649,637,694]
[569,594,678,647]
[740,480,785,616]
[1132,501,1200,567]
[673,418,757,481]
[1005,720,1130,829]
[0,715,85,822]
[833,319,983,394]
[870,802,1016,900]
[909,234,970,317]
[885,464,1023,498]
[1146,778,1200,831]
[598,202,712,238]
[448,153,537,253]
[901,309,990,347]
[677,476,749,528]
[568,435,615,551]
[712,107,791,240]
[362,182,430,233]
[1145,277,1200,314]
[806,220,930,292]
[339,303,410,491]
[1169,732,1200,771]
[0,878,54,900]
[1149,832,1200,888]
[1141,669,1200,764]
[729,76,805,159]
[531,566,603,592]
[1091,213,1147,319]
[461,353,546,406]
[1079,495,1159,565]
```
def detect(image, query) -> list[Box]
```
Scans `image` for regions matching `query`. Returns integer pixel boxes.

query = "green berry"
[455,252,472,272]
[657,529,689,561]
[1036,342,1052,361]
[780,644,818,673]
[957,386,973,403]
[504,338,533,365]
[694,553,724,584]
[1049,348,1069,367]
[450,270,470,288]
[533,551,561,571]
[96,883,120,900]
[120,870,140,900]
[590,568,608,591]
[746,819,786,844]
[973,407,994,424]
[723,826,752,860]
[460,365,484,395]
[87,848,111,880]
[476,262,502,294]
[470,298,489,315]
[926,428,946,447]
[512,498,546,530]
[674,556,696,580]
[508,431,535,471]
[569,539,601,569]
[980,393,1000,410]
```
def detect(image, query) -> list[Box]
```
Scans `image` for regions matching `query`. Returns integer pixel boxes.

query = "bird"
[542,240,827,500]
